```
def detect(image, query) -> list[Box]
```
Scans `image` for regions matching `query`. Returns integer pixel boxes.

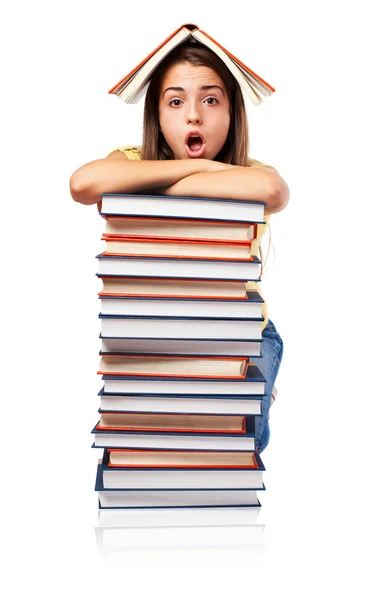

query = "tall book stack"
[92,191,268,510]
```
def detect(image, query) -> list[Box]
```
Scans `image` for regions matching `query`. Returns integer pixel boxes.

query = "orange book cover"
[107,448,258,469]
[199,28,275,92]
[101,235,253,247]
[108,23,189,94]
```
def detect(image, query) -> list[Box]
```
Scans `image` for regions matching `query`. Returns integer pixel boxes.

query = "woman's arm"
[155,166,290,214]
[69,151,232,206]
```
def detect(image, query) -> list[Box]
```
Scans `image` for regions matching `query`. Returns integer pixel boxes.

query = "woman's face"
[158,62,231,160]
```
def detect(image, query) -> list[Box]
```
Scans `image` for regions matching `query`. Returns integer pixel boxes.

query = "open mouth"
[185,131,206,158]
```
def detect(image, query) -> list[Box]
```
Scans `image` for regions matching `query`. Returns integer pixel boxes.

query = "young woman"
[70,42,289,453]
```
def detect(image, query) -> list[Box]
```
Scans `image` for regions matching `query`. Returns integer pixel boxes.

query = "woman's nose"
[186,104,203,125]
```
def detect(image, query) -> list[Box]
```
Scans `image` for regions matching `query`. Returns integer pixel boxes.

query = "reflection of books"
[95,523,265,550]
[97,506,262,528]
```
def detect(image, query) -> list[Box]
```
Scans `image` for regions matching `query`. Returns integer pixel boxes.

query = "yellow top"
[110,146,273,329]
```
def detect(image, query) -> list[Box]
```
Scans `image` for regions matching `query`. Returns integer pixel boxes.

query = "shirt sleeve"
[247,158,275,169]
[107,146,142,160]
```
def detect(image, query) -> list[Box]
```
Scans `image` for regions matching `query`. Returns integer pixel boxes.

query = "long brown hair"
[142,42,249,165]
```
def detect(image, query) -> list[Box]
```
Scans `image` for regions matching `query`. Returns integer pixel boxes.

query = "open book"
[108,23,275,105]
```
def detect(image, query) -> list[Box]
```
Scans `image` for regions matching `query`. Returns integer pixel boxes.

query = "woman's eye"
[169,99,182,107]
[204,97,218,105]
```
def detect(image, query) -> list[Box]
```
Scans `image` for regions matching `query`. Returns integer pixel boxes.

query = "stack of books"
[92,191,268,510]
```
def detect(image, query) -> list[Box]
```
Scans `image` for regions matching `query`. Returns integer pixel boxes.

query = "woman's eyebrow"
[163,85,225,97]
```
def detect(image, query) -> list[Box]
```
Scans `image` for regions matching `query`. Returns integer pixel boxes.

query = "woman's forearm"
[158,167,289,214]
[69,157,229,205]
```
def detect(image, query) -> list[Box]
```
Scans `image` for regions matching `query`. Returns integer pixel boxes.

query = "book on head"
[108,23,275,105]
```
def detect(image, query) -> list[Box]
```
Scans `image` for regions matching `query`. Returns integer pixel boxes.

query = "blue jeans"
[252,319,284,453]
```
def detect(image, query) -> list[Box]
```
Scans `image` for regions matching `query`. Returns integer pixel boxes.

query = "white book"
[102,465,263,489]
[99,194,265,223]
[97,488,261,509]
[92,430,256,451]
[98,392,262,416]
[99,315,264,340]
[100,338,262,357]
[99,292,263,318]
[102,372,265,397]
[96,254,261,281]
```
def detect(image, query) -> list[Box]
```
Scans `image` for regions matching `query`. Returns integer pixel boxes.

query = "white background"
[2,1,376,598]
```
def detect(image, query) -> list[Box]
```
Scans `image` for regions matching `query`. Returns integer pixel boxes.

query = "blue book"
[96,253,261,281]
[99,193,265,223]
[97,387,264,416]
[95,464,263,509]
[91,416,256,451]
[102,364,266,396]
